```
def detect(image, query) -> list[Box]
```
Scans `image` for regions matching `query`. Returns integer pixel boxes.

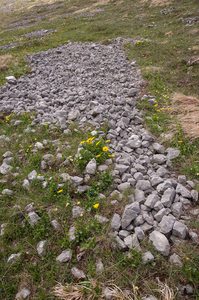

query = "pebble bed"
[0,38,198,298]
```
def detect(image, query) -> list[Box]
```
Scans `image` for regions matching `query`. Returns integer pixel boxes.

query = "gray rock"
[144,194,159,208]
[16,288,30,299]
[172,221,187,239]
[51,219,61,230]
[5,75,17,84]
[152,142,165,154]
[35,142,44,150]
[178,175,186,184]
[69,226,76,242]
[134,215,144,226]
[56,250,72,262]
[191,190,198,202]
[161,188,176,207]
[95,258,104,272]
[118,182,131,191]
[37,240,47,256]
[95,215,109,224]
[118,230,130,239]
[159,216,175,234]
[152,154,167,164]
[156,166,170,177]
[150,175,164,187]
[154,208,167,222]
[103,287,115,300]
[134,227,145,241]
[28,170,37,181]
[0,223,7,236]
[27,212,40,225]
[142,296,158,300]
[111,213,121,231]
[42,154,53,161]
[156,180,173,194]
[2,189,14,195]
[136,180,151,191]
[121,208,137,229]
[86,158,96,175]
[166,148,180,160]
[153,200,164,211]
[149,230,170,256]
[7,253,21,263]
[68,109,80,120]
[176,183,191,198]
[72,206,84,218]
[22,179,30,190]
[116,236,127,251]
[115,164,129,175]
[126,139,142,148]
[142,251,155,264]
[189,231,198,243]
[0,162,12,174]
[2,151,13,158]
[170,202,183,217]
[169,253,182,267]
[25,202,34,212]
[134,189,145,204]
[70,176,84,186]
[124,234,141,251]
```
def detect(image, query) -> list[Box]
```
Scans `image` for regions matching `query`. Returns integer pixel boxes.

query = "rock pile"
[0,39,198,259]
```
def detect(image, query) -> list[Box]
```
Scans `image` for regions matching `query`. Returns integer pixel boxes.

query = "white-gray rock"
[27,212,40,225]
[142,251,155,264]
[7,253,21,263]
[152,142,165,154]
[0,162,12,174]
[176,183,191,199]
[56,250,72,262]
[35,142,44,150]
[166,148,180,160]
[37,240,47,256]
[111,213,121,231]
[152,154,167,164]
[28,170,37,181]
[159,215,175,234]
[25,202,34,212]
[95,258,104,272]
[85,158,96,175]
[169,253,182,267]
[121,208,137,229]
[16,288,30,299]
[5,75,17,84]
[191,190,198,202]
[136,180,151,191]
[72,206,84,218]
[2,189,14,195]
[70,176,84,186]
[2,151,13,158]
[51,219,61,230]
[172,221,187,239]
[71,267,86,279]
[149,230,170,256]
[118,182,131,191]
[22,179,30,190]
[161,188,176,207]
[95,215,109,224]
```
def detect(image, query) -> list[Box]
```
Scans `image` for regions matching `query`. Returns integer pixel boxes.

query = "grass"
[0,0,199,298]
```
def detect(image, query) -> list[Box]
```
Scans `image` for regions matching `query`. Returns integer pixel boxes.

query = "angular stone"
[85,158,96,175]
[176,183,191,198]
[95,258,104,273]
[56,250,72,262]
[70,176,84,186]
[118,230,130,239]
[153,201,164,211]
[115,164,129,175]
[5,75,17,84]
[72,206,84,218]
[118,182,131,191]
[0,163,12,174]
[150,175,164,187]
[22,179,30,190]
[152,154,167,164]
[126,140,142,148]
[178,175,186,184]
[191,190,198,202]
[152,142,165,154]
[159,216,175,234]
[43,154,53,161]
[172,221,187,239]
[37,240,47,256]
[16,288,30,299]
[27,212,40,225]
[144,194,159,208]
[121,208,137,229]
[156,166,170,177]
[7,253,21,263]
[169,253,182,267]
[140,222,153,233]
[156,180,173,194]
[161,188,176,207]
[166,148,180,160]
[171,202,183,218]
[136,180,151,191]
[2,189,14,195]
[134,189,145,204]
[189,231,198,243]
[134,215,144,226]
[95,215,109,224]
[28,170,37,181]
[149,230,170,256]
[142,296,158,300]
[142,251,155,264]
[134,227,145,241]
[116,236,127,251]
[111,213,121,231]
[35,142,44,150]
[51,219,61,230]
[143,212,154,225]
[69,226,76,242]
[25,203,34,212]
[154,208,167,222]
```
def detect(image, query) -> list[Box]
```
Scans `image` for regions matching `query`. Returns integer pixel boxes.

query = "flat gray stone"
[134,189,145,204]
[68,226,76,242]
[16,288,30,299]
[28,212,40,226]
[176,183,191,198]
[191,190,198,202]
[136,180,151,191]
[111,213,121,231]
[169,253,182,267]
[171,202,183,217]
[142,251,155,264]
[7,253,21,263]
[121,208,137,229]
[150,175,164,187]
[152,142,165,154]
[28,170,37,181]
[85,158,96,175]
[154,208,167,222]
[152,154,167,164]
[172,221,187,239]
[166,148,180,160]
[2,189,14,195]
[56,250,72,262]
[70,176,84,186]
[116,236,127,251]
[159,215,175,234]
[161,188,176,207]
[51,219,61,230]
[144,194,159,208]
[72,206,84,218]
[118,182,131,191]
[115,164,129,175]
[22,179,30,190]
[0,163,12,174]
[149,230,170,256]
[95,215,109,224]
[37,240,47,256]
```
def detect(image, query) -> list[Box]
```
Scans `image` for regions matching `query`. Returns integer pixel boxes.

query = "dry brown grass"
[0,54,16,71]
[154,278,177,300]
[141,0,172,7]
[73,0,110,14]
[172,93,199,138]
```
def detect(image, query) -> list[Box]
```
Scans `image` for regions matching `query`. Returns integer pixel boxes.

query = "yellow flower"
[57,189,63,193]
[96,154,101,157]
[135,286,139,290]
[35,138,37,140]
[66,203,69,207]
[77,201,80,205]
[146,67,150,70]
[197,173,199,176]
[68,120,71,121]
[96,141,101,146]
[161,107,165,110]
[154,104,158,107]
[178,141,182,143]
[168,107,172,109]
[80,141,85,144]
[157,110,160,112]
[105,140,110,143]
[29,145,32,147]
[186,257,189,260]
[103,146,108,152]
[108,154,115,157]
[80,213,83,217]
[93,203,99,209]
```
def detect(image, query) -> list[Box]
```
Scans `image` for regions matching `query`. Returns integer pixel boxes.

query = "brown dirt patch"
[141,0,172,7]
[172,93,199,138]
[0,54,17,71]
[73,0,110,14]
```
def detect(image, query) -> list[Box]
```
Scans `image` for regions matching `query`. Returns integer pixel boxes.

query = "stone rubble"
[0,40,198,291]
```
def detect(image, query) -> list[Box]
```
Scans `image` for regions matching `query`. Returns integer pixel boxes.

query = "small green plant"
[181,257,199,284]
[75,137,114,172]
